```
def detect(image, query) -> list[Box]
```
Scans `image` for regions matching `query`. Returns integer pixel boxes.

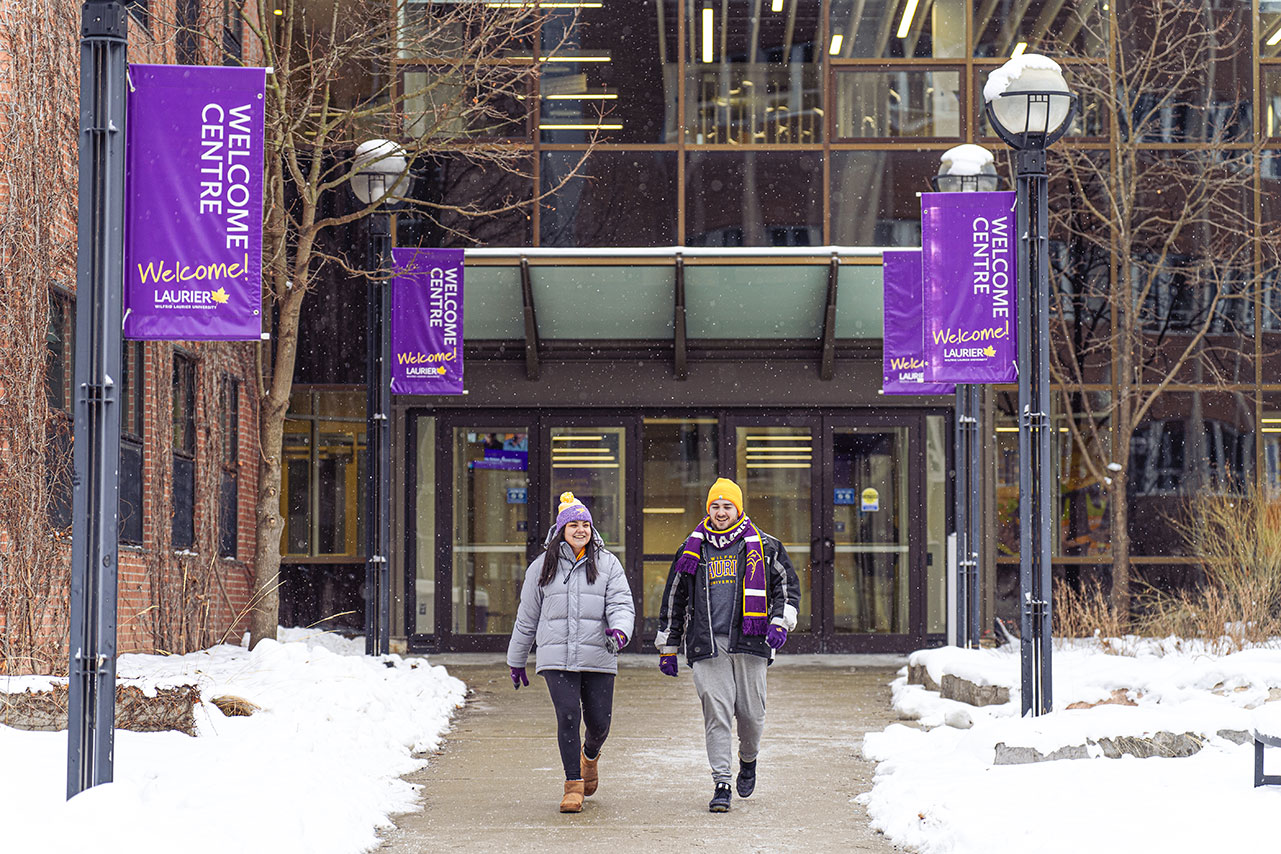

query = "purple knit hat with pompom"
[554,492,592,536]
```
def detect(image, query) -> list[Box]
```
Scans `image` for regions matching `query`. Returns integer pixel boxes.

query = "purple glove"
[659,654,679,677]
[605,629,628,654]
[766,624,788,650]
[510,666,528,689]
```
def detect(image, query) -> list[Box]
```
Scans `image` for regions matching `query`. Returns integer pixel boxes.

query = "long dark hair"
[538,525,599,587]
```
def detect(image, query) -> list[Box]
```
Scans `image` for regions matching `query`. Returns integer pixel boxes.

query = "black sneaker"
[709,782,732,812]
[736,758,757,798]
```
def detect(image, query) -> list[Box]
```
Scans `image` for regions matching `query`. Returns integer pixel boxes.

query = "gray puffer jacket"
[507,536,635,674]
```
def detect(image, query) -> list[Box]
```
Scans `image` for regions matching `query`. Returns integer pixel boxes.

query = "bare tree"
[0,0,79,675]
[1043,0,1279,622]
[241,0,592,646]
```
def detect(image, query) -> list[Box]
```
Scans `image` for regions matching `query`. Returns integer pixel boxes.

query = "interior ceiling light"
[1269,26,1281,47]
[744,435,811,441]
[746,446,813,453]
[771,0,783,10]
[1011,41,1028,58]
[552,435,605,441]
[828,33,844,55]
[553,463,620,469]
[746,455,812,461]
[702,6,714,63]
[539,56,612,63]
[896,0,920,39]
[539,123,623,130]
[545,93,618,100]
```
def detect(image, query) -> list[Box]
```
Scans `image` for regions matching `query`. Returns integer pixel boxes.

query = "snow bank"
[1,629,466,854]
[862,640,1281,853]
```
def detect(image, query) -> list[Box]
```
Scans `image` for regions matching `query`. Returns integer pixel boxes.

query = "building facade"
[276,1,1281,653]
[0,0,263,672]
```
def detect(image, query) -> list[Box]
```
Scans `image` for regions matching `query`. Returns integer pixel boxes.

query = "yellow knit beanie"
[705,478,743,516]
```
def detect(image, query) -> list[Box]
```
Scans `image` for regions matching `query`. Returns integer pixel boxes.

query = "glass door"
[729,417,821,644]
[450,424,532,638]
[831,426,910,633]
[821,415,931,651]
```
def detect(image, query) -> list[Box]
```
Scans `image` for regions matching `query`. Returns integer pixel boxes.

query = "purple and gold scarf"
[675,515,768,635]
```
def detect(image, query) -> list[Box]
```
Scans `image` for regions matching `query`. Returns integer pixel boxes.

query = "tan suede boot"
[560,780,585,813]
[581,749,599,796]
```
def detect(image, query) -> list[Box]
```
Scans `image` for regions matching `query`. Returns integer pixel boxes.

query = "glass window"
[1113,2,1251,144]
[172,354,196,550]
[972,0,1106,58]
[399,0,537,60]
[685,0,823,144]
[1264,394,1281,496]
[176,0,200,65]
[219,377,240,559]
[399,155,533,248]
[833,69,961,139]
[539,2,678,143]
[831,0,966,58]
[120,343,145,546]
[279,390,367,559]
[540,150,678,247]
[1128,391,1255,558]
[830,149,938,246]
[1266,71,1281,138]
[46,293,72,412]
[686,151,822,246]
[402,67,532,142]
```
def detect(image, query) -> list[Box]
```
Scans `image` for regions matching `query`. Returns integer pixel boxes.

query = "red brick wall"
[0,0,270,665]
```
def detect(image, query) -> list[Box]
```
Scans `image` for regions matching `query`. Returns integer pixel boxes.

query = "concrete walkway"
[378,653,908,853]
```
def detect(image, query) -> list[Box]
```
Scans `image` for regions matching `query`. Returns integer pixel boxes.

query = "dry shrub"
[1138,484,1281,652]
[1053,578,1126,650]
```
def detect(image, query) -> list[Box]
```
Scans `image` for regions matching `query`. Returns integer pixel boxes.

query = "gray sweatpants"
[691,634,768,784]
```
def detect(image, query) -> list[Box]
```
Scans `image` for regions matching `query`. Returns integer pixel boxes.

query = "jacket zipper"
[704,553,717,658]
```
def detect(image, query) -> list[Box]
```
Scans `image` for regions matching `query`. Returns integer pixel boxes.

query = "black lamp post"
[932,145,999,651]
[351,139,408,657]
[68,0,127,798]
[984,57,1077,716]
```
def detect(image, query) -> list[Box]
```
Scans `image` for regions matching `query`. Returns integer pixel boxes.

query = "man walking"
[654,477,800,812]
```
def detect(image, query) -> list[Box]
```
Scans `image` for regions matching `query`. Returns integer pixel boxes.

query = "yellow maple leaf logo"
[210,288,230,304]
[437,366,447,375]
[982,345,996,357]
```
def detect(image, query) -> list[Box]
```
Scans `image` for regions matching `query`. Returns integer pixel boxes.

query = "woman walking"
[507,492,635,813]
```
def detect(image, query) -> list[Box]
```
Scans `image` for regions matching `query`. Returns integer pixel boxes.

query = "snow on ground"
[860,640,1281,853]
[1,628,466,854]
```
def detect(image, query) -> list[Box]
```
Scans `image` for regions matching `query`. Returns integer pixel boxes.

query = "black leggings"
[542,670,615,780]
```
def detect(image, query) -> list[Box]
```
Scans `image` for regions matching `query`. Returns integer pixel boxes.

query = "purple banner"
[921,191,1018,383]
[882,249,956,396]
[391,248,464,395]
[124,65,265,340]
